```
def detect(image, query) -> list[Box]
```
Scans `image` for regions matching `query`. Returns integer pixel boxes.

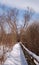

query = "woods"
[0,7,39,65]
[21,21,39,55]
[0,8,39,55]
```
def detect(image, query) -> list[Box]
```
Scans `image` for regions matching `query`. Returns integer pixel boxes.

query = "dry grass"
[20,21,39,56]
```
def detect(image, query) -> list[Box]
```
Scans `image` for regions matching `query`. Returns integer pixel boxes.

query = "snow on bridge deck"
[4,43,28,65]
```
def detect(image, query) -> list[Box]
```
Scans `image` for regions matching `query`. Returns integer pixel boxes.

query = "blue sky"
[0,0,39,33]
[0,0,39,13]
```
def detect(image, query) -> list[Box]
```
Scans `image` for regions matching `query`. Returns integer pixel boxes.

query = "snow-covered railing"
[20,42,39,65]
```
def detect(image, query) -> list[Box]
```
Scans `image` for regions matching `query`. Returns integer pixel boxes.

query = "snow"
[0,42,39,65]
[4,43,28,65]
[34,60,39,65]
[25,47,39,62]
[20,42,39,65]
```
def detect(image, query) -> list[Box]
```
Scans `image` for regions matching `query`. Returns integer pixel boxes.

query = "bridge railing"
[20,42,39,65]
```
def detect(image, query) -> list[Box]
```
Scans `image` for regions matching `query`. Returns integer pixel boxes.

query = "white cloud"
[0,0,39,13]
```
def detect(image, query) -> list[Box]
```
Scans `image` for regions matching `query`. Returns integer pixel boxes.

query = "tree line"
[0,7,39,56]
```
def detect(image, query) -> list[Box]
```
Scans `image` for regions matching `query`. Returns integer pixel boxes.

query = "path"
[4,43,28,65]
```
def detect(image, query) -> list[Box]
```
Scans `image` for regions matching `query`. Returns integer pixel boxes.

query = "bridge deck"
[4,43,28,65]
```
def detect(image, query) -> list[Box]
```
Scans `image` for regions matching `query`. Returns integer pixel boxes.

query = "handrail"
[20,42,39,64]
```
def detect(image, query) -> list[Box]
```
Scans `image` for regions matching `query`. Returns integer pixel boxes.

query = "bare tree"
[20,7,34,44]
[23,7,34,29]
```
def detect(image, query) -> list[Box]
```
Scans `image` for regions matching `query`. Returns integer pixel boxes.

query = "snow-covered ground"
[0,42,39,65]
[4,43,28,65]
